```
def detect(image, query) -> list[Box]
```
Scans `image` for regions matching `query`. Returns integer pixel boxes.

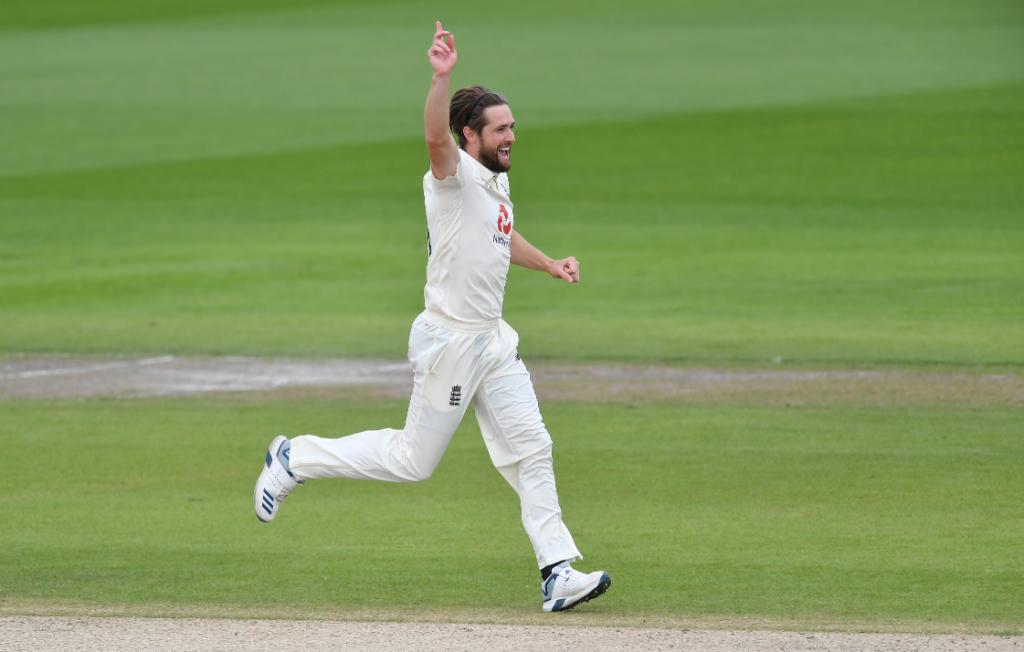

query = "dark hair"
[449,85,508,149]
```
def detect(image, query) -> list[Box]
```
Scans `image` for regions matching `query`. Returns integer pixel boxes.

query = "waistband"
[420,309,500,333]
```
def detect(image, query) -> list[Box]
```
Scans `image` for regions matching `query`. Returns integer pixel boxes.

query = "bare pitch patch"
[1,616,1021,652]
[0,355,1020,406]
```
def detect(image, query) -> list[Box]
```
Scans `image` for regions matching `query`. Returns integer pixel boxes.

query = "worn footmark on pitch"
[0,355,1020,407]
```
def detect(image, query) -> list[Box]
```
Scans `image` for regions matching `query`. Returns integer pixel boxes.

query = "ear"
[462,125,477,145]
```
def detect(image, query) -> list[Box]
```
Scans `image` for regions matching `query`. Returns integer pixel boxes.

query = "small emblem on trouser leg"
[449,384,462,406]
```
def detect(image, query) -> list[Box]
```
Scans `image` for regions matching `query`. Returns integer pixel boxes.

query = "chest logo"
[497,205,512,235]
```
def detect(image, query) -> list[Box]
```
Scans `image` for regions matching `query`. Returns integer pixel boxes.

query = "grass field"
[2,394,1022,629]
[1,0,1022,636]
[2,0,1022,364]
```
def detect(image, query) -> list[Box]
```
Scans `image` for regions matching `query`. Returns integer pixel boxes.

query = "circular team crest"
[497,204,512,235]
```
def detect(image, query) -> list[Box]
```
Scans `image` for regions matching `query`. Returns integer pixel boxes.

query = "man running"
[253,20,611,613]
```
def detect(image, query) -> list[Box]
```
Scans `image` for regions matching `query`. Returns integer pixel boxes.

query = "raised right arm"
[425,20,460,180]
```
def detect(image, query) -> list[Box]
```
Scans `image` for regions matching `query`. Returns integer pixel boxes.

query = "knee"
[395,442,442,482]
[517,444,555,475]
[393,406,461,482]
[403,463,436,482]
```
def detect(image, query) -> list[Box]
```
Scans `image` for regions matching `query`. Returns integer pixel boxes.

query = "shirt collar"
[483,171,501,191]
[462,149,508,195]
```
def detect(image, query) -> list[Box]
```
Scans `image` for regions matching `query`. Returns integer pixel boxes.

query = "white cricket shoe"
[253,435,302,522]
[541,562,612,612]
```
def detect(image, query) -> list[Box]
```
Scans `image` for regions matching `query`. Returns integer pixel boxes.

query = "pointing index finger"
[434,21,454,48]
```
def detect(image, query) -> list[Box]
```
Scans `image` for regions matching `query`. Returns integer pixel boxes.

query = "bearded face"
[468,104,515,173]
[477,144,510,173]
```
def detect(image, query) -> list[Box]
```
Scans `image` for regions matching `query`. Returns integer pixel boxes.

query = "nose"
[507,131,515,144]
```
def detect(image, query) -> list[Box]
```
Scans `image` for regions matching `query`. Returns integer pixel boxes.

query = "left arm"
[510,229,579,284]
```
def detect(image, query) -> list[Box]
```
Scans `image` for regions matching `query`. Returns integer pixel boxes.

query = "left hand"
[548,256,580,284]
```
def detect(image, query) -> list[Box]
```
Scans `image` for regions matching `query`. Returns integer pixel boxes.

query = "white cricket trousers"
[290,310,582,568]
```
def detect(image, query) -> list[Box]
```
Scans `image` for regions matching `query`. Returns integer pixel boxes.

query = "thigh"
[405,317,491,454]
[472,350,553,469]
[408,316,490,413]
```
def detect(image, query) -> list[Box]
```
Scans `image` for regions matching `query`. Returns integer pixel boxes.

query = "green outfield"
[2,395,1022,629]
[1,0,1022,634]
[2,0,1022,364]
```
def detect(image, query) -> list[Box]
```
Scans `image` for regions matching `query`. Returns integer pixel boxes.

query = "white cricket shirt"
[422,148,514,324]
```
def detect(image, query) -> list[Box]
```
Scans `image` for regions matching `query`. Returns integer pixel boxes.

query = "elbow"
[425,135,451,150]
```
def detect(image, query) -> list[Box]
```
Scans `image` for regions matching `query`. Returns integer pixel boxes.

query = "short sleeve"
[428,149,470,189]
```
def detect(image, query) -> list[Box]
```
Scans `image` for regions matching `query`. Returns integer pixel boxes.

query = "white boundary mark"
[1,356,175,379]
[0,355,1020,405]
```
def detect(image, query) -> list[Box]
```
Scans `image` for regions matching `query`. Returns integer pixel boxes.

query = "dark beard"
[478,147,510,174]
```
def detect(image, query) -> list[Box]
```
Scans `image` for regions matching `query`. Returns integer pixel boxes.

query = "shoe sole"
[548,573,612,612]
[253,435,288,523]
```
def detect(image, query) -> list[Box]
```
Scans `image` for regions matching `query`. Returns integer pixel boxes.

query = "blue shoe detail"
[542,569,612,613]
[254,435,301,523]
[275,440,297,478]
[541,573,558,599]
[260,489,275,515]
